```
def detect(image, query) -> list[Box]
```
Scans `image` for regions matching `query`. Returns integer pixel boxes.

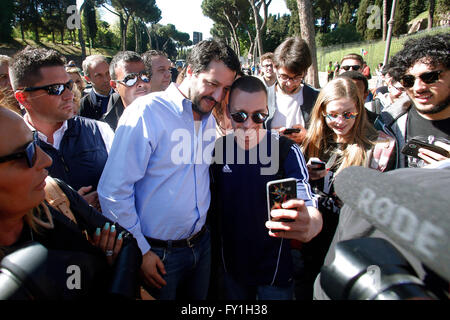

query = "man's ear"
[185,65,194,78]
[14,91,31,111]
[110,80,118,92]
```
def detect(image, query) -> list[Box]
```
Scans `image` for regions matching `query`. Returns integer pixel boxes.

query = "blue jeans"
[222,270,294,300]
[147,229,211,300]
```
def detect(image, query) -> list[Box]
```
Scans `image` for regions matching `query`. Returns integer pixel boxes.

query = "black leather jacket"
[2,179,142,300]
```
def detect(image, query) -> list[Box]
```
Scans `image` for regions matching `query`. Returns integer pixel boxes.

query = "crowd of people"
[0,32,448,300]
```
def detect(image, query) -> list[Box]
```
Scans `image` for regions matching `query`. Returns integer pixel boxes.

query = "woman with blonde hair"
[302,77,391,175]
[0,105,142,299]
[298,77,395,296]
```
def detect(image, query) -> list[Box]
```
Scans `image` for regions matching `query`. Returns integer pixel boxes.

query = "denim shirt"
[98,83,216,254]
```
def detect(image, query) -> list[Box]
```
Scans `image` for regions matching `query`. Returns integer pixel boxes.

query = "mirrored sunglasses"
[230,111,269,124]
[23,80,74,96]
[118,71,151,87]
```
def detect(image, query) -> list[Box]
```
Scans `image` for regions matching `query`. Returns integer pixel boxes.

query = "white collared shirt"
[24,114,114,152]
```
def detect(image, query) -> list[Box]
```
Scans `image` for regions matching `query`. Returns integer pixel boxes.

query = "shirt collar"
[166,82,192,115]
[23,113,68,145]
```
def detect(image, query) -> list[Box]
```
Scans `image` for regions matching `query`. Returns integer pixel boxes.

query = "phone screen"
[266,178,297,222]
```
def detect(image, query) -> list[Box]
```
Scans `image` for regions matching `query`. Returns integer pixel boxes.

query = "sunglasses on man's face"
[230,111,269,124]
[23,80,74,96]
[0,131,38,168]
[400,70,443,88]
[117,71,151,87]
[341,65,361,71]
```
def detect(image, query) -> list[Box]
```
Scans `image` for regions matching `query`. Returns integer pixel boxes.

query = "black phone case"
[401,139,449,159]
[283,128,301,134]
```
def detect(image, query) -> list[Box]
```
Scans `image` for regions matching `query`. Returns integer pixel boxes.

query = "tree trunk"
[383,0,388,41]
[78,24,86,62]
[78,3,86,63]
[20,23,25,41]
[223,11,241,57]
[428,0,435,30]
[133,17,140,53]
[122,14,130,51]
[296,0,319,88]
[248,0,263,58]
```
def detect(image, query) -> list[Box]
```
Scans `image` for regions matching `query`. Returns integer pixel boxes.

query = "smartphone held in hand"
[401,139,450,159]
[266,178,297,222]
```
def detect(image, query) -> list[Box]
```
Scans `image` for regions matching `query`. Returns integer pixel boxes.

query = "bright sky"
[99,0,290,42]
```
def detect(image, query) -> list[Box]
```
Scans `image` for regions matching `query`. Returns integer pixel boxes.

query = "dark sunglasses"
[342,65,361,71]
[400,70,443,88]
[117,71,151,87]
[23,79,74,96]
[230,111,269,124]
[0,131,38,168]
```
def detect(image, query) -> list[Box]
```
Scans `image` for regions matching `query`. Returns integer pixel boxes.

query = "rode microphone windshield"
[334,166,450,283]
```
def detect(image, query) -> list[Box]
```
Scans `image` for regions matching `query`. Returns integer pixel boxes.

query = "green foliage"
[409,0,428,21]
[341,3,352,25]
[356,0,370,37]
[316,24,363,47]
[0,0,14,42]
[284,0,300,35]
[96,21,119,49]
[263,14,290,52]
[394,0,409,36]
[83,0,98,44]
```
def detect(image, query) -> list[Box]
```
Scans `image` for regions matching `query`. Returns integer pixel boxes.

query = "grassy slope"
[316,26,450,74]
[0,38,116,67]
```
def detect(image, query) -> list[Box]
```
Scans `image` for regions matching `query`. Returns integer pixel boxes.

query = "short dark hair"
[338,70,368,92]
[390,33,450,81]
[141,49,167,71]
[340,53,364,66]
[186,40,241,75]
[9,46,66,90]
[273,37,312,75]
[109,51,144,80]
[228,76,267,108]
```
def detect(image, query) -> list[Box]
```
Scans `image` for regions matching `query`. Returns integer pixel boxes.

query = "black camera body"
[320,237,438,300]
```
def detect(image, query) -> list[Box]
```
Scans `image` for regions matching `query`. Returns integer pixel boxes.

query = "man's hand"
[265,199,323,243]
[78,186,101,212]
[419,141,450,165]
[141,250,167,289]
[279,124,307,144]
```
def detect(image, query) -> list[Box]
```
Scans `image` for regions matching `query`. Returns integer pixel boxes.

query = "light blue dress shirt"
[98,83,216,254]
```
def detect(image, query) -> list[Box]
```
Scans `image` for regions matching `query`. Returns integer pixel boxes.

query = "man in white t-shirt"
[266,37,320,144]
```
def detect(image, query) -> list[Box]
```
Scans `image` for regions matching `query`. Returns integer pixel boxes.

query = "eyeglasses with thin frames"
[0,131,38,168]
[277,73,303,83]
